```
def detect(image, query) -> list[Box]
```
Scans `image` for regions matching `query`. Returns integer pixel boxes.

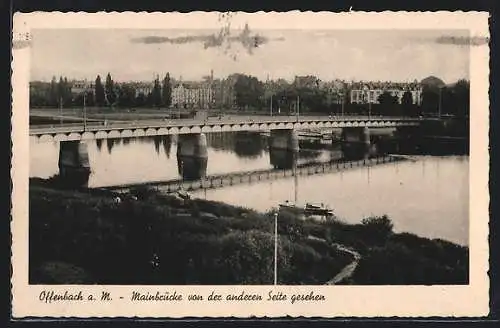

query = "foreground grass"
[29,179,468,285]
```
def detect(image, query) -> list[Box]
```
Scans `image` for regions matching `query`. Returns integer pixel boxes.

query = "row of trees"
[30,73,173,109]
[420,79,470,118]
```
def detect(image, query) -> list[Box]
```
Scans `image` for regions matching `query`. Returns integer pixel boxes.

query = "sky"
[30,27,471,84]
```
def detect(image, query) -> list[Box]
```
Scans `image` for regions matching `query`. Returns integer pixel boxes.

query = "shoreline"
[29,177,469,285]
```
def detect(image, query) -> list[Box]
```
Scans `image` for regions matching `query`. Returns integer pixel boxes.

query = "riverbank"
[29,178,469,285]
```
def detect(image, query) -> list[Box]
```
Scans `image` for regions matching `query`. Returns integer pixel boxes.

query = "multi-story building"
[132,82,154,97]
[70,80,94,94]
[349,80,422,105]
[319,79,347,105]
[171,81,214,109]
[293,75,320,89]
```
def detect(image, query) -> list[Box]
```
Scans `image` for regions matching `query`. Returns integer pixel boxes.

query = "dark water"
[30,132,469,245]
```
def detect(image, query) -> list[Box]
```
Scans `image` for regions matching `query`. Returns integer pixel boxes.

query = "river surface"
[30,132,469,245]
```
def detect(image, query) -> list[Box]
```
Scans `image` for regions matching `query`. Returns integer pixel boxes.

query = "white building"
[172,82,213,108]
[70,80,94,94]
[350,82,423,105]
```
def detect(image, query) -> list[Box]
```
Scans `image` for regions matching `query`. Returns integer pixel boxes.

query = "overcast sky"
[30,28,470,84]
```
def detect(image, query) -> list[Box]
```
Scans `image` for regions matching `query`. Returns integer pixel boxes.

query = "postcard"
[12,11,490,318]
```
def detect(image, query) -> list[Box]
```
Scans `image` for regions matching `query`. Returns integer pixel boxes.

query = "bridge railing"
[30,116,421,134]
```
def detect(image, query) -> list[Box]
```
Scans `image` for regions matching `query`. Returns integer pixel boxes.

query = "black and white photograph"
[12,11,489,318]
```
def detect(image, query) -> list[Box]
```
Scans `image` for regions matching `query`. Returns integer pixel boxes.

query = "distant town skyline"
[30,28,470,84]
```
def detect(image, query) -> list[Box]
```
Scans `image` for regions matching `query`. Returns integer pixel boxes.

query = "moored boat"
[279,201,334,216]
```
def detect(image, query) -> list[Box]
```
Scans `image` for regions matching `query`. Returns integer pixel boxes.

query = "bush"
[29,181,469,285]
[359,215,394,245]
[351,240,468,285]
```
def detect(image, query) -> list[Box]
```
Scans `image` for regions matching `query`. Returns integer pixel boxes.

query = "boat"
[279,200,334,217]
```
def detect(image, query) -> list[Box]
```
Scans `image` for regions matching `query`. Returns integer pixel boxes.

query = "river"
[30,132,469,246]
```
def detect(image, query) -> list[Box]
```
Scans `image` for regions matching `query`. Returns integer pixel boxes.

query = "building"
[293,75,320,89]
[70,80,94,94]
[132,82,154,97]
[319,79,347,105]
[171,81,214,109]
[349,81,423,105]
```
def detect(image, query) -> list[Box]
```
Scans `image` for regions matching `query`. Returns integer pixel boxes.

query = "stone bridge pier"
[58,140,91,187]
[269,129,299,169]
[176,133,208,180]
[340,127,372,159]
[395,126,422,153]
[269,129,299,151]
[341,127,371,145]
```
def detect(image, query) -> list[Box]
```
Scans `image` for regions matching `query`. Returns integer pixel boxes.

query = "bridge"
[104,155,404,194]
[29,115,421,142]
[29,115,422,187]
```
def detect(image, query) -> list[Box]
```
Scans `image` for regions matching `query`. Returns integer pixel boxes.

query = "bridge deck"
[30,116,422,142]
[104,155,403,193]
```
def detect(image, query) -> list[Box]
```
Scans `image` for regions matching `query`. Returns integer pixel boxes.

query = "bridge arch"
[109,130,122,138]
[179,126,191,134]
[220,125,232,132]
[81,132,95,140]
[39,134,54,143]
[121,129,134,138]
[54,133,68,142]
[67,133,82,141]
[132,129,146,137]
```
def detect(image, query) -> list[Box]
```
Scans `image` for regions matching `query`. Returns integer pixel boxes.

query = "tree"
[117,84,136,108]
[162,73,172,108]
[49,76,58,107]
[453,79,470,118]
[233,74,264,110]
[152,76,162,107]
[440,87,456,116]
[420,86,439,116]
[57,76,65,107]
[105,73,117,106]
[95,75,105,107]
[377,91,399,115]
[136,92,147,107]
[63,77,71,106]
[401,91,414,116]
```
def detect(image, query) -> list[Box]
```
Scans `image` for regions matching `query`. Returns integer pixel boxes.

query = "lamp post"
[296,95,300,122]
[438,86,443,119]
[59,97,63,125]
[83,91,87,131]
[341,92,345,117]
[273,211,278,285]
[270,94,273,117]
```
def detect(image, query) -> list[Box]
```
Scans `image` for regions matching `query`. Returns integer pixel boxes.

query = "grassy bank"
[29,179,468,285]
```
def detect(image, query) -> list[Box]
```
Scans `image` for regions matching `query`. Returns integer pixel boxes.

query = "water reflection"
[96,139,103,151]
[177,156,208,181]
[269,149,297,170]
[233,132,267,159]
[106,138,116,154]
